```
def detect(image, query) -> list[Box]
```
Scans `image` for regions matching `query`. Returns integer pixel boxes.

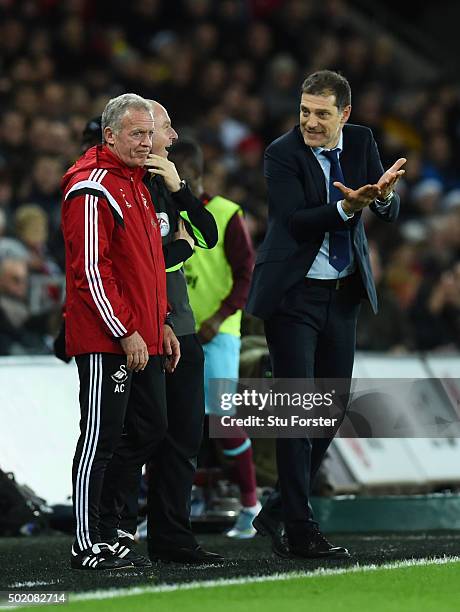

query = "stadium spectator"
[0,0,456,359]
[357,242,413,353]
[0,110,27,191]
[14,204,61,276]
[410,261,460,351]
[18,156,64,226]
[0,257,55,355]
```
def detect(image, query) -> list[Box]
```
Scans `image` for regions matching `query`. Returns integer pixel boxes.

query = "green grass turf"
[28,560,460,612]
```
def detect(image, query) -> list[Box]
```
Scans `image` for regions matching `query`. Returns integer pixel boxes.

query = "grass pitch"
[15,559,460,612]
[2,533,460,611]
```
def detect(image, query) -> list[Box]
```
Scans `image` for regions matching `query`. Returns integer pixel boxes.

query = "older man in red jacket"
[61,93,179,570]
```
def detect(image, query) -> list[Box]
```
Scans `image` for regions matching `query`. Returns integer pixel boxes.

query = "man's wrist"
[375,190,394,204]
[170,179,186,194]
[338,200,354,220]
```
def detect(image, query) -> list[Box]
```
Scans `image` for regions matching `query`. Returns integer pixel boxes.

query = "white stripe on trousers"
[75,353,102,550]
[74,165,125,550]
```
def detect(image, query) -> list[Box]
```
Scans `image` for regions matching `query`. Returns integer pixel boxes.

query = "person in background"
[0,256,57,355]
[118,100,222,564]
[14,204,61,275]
[356,242,413,353]
[169,139,260,539]
[0,258,29,349]
[410,261,460,351]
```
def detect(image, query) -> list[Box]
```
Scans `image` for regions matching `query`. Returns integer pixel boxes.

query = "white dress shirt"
[306,132,356,279]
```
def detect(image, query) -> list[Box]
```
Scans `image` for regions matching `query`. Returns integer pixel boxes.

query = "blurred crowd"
[0,0,459,356]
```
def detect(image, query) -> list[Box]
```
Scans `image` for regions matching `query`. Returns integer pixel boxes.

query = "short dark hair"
[168,139,204,179]
[81,116,102,149]
[301,70,351,110]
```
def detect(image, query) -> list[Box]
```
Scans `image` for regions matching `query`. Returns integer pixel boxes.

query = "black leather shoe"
[253,512,289,557]
[252,511,282,539]
[271,531,291,558]
[149,544,224,564]
[289,529,350,559]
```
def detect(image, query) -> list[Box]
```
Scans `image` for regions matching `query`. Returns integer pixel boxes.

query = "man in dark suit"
[246,70,405,559]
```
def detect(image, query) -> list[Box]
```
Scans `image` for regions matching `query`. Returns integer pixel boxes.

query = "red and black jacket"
[61,145,167,356]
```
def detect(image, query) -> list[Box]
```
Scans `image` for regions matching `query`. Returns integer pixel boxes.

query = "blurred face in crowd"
[1,111,25,147]
[15,207,48,250]
[104,109,154,168]
[0,259,28,300]
[32,157,63,194]
[150,101,178,158]
[300,92,351,149]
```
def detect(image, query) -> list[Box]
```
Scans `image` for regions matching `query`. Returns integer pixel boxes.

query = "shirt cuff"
[337,201,354,221]
[374,191,394,208]
[171,183,200,211]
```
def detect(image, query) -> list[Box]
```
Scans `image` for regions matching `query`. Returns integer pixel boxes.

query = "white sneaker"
[225,502,262,539]
[136,518,147,541]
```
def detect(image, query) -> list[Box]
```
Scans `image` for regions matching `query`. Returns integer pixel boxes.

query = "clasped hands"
[334,158,406,215]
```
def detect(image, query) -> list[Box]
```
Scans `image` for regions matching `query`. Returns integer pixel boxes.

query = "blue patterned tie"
[321,149,352,272]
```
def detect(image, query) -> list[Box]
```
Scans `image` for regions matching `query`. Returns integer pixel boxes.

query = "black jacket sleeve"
[163,239,194,269]
[263,150,351,240]
[171,185,218,249]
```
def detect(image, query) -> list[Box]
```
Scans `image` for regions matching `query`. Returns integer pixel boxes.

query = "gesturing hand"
[333,157,407,215]
[377,158,406,199]
[332,182,382,214]
[163,324,181,373]
[145,154,181,193]
[120,331,149,372]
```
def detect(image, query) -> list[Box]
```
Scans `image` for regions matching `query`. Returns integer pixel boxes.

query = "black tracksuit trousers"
[72,353,166,552]
[119,333,205,549]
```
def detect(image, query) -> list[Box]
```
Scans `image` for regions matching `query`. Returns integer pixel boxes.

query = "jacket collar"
[96,145,147,181]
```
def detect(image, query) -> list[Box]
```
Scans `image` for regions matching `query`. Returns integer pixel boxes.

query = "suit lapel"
[296,125,363,204]
[340,127,360,189]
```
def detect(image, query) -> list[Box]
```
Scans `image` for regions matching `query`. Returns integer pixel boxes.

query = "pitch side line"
[70,555,460,603]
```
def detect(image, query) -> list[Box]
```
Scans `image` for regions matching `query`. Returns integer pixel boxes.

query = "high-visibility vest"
[184,195,242,337]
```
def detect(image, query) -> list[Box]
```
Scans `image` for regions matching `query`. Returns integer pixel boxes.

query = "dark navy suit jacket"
[246,123,400,319]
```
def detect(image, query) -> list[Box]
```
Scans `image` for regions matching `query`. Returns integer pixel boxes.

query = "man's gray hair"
[101,93,152,136]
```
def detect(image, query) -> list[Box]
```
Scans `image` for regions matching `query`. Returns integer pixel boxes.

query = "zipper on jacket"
[132,177,164,354]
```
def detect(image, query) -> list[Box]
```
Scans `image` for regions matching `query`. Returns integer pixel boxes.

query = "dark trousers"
[120,334,205,549]
[72,353,167,551]
[263,279,361,541]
